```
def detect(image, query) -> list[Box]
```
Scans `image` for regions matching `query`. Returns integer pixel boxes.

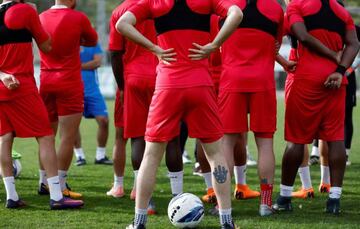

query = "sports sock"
[133,170,138,189]
[114,175,124,188]
[219,208,232,225]
[345,149,350,157]
[280,184,293,197]
[96,147,106,160]
[58,170,67,191]
[168,171,183,196]
[3,176,19,201]
[234,165,246,185]
[39,169,48,185]
[298,166,312,189]
[311,146,320,157]
[74,148,85,159]
[47,176,63,201]
[203,172,213,189]
[329,187,342,199]
[134,208,147,226]
[321,165,330,184]
[260,184,273,207]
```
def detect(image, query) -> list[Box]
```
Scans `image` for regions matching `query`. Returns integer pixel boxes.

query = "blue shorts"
[83,91,108,119]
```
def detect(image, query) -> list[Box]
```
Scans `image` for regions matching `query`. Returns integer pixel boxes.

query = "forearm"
[276,54,290,68]
[110,51,125,90]
[116,13,156,53]
[82,60,101,70]
[212,6,243,48]
[339,43,360,69]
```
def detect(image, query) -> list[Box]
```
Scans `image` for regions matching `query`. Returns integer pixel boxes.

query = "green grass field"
[1,98,360,229]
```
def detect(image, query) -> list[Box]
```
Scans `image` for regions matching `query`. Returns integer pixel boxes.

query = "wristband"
[335,65,346,76]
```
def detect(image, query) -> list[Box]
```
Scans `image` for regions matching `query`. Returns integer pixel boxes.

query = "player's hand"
[285,61,297,73]
[188,43,218,61]
[0,73,20,90]
[151,45,177,65]
[324,72,342,89]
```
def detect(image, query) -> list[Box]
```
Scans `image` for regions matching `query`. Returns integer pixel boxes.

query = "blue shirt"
[80,43,103,96]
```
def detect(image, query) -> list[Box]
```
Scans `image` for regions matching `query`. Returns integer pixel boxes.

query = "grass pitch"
[1,98,359,228]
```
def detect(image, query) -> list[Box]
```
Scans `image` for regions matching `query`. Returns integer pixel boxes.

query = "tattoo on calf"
[213,165,228,184]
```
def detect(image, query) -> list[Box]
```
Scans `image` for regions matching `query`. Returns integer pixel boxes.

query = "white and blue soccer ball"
[12,159,22,178]
[168,193,204,228]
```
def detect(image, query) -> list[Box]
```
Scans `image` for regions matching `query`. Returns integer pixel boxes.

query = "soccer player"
[107,1,184,207]
[219,0,283,216]
[0,0,83,209]
[116,0,243,228]
[273,0,359,214]
[73,43,112,166]
[38,0,98,199]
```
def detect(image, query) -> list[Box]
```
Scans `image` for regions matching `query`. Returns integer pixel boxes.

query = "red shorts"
[114,90,124,128]
[285,79,346,144]
[0,93,53,137]
[284,73,294,103]
[145,86,223,143]
[218,89,277,138]
[40,84,84,122]
[124,77,155,138]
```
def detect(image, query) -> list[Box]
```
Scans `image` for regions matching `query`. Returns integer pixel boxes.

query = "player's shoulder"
[9,2,37,15]
[330,0,352,23]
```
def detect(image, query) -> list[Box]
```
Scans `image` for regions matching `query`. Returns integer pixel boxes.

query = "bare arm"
[189,5,243,60]
[291,22,339,63]
[82,54,102,70]
[110,50,125,90]
[276,54,297,72]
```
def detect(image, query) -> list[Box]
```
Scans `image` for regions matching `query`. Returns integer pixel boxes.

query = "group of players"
[0,0,359,228]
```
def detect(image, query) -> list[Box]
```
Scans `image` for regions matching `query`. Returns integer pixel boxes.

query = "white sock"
[329,187,342,199]
[346,149,350,157]
[74,148,85,159]
[234,165,246,185]
[219,208,232,225]
[133,170,138,189]
[321,165,330,184]
[311,146,320,157]
[134,208,147,226]
[203,172,213,189]
[114,175,124,188]
[168,171,183,195]
[47,176,63,201]
[96,147,106,160]
[39,170,48,185]
[298,166,312,189]
[3,176,19,201]
[58,170,67,191]
[280,184,293,197]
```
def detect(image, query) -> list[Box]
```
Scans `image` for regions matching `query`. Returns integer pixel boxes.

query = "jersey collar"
[51,4,68,9]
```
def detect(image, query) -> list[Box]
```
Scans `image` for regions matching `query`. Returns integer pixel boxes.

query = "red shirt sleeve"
[345,12,355,31]
[286,0,304,28]
[212,0,238,18]
[108,11,125,51]
[80,13,98,46]
[277,12,284,45]
[5,4,48,44]
[129,0,152,23]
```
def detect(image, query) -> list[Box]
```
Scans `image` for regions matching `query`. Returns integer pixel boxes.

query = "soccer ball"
[168,193,204,228]
[12,159,22,178]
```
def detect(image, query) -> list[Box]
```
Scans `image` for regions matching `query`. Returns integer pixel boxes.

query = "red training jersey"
[220,0,284,92]
[39,7,98,88]
[287,0,355,83]
[0,2,48,101]
[109,0,158,79]
[128,0,236,89]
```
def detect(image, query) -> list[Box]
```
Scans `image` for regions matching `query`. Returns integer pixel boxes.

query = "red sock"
[261,184,273,207]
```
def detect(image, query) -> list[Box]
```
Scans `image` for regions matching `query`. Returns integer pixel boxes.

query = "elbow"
[297,34,309,44]
[116,19,127,34]
[229,6,243,26]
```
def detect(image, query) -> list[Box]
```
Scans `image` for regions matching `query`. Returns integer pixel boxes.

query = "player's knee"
[97,116,109,129]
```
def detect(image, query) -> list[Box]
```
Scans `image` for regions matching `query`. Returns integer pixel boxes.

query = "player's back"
[109,0,158,77]
[287,0,354,82]
[39,8,96,78]
[220,0,283,92]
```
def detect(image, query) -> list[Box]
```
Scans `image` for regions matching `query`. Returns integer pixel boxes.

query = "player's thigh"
[320,87,346,142]
[249,89,276,135]
[218,90,248,133]
[185,87,223,143]
[145,89,183,142]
